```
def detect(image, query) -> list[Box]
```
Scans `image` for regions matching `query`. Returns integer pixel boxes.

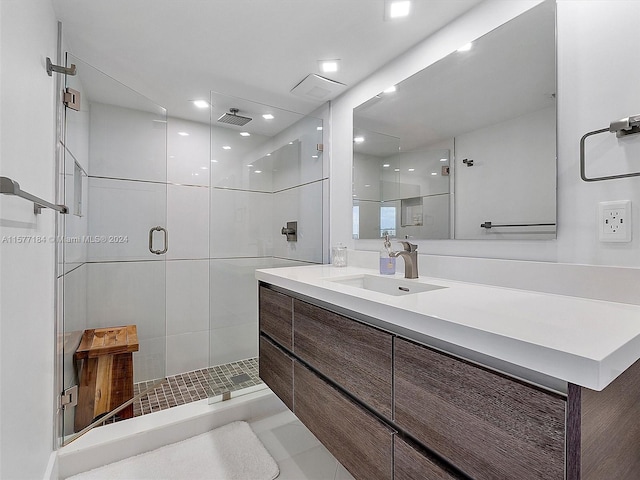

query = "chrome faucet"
[390,241,418,279]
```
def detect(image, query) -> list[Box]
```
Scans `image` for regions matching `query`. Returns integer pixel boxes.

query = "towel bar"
[0,176,68,214]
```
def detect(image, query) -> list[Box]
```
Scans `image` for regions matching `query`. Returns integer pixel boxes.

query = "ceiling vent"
[217,108,252,126]
[290,74,347,101]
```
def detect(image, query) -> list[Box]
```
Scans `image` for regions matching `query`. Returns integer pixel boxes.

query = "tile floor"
[251,410,355,480]
[132,358,262,417]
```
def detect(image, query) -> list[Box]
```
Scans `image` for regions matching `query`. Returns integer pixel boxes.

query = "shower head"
[217,108,252,126]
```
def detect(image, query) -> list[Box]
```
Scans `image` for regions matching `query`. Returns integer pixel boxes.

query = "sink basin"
[326,274,446,296]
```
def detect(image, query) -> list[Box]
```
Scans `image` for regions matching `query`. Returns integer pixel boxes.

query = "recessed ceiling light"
[247,164,254,167]
[192,100,209,108]
[394,168,400,172]
[383,164,390,168]
[457,42,473,52]
[266,153,272,156]
[383,85,397,93]
[319,60,340,73]
[353,194,357,197]
[222,145,231,150]
[178,131,189,136]
[262,114,274,120]
[388,0,411,19]
[312,155,319,159]
[431,172,438,176]
[289,142,293,145]
[365,184,371,187]
[240,132,250,137]
[254,170,262,174]
[200,166,208,170]
[408,168,415,172]
[354,136,365,143]
[317,126,323,131]
[440,158,448,162]
[211,159,218,163]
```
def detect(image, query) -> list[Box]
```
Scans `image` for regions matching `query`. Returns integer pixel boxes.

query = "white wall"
[0,0,58,478]
[555,0,640,267]
[336,0,640,267]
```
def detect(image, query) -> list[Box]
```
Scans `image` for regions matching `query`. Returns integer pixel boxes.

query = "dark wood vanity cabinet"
[258,283,640,480]
[294,361,394,480]
[394,337,565,480]
[259,286,293,350]
[394,436,459,480]
[293,298,393,418]
[258,336,293,410]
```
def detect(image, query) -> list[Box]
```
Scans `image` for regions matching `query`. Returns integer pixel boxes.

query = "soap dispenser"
[379,235,396,275]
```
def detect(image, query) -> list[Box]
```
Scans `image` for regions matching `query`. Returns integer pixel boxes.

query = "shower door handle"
[149,226,168,255]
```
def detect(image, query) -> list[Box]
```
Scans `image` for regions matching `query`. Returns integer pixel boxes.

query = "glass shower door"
[60,54,168,443]
[208,92,326,403]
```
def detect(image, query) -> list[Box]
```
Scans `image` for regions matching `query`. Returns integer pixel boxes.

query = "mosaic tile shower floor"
[132,357,262,417]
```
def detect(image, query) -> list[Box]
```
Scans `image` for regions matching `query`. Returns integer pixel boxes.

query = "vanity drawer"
[294,361,394,480]
[259,285,293,350]
[293,298,393,417]
[394,436,460,480]
[259,335,293,410]
[394,338,565,480]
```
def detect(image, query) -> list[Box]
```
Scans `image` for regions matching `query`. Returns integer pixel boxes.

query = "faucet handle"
[398,241,417,252]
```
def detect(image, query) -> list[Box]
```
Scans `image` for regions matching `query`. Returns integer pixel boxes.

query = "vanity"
[256,264,640,480]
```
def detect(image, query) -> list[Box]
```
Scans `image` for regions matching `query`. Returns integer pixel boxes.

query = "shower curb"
[57,389,285,479]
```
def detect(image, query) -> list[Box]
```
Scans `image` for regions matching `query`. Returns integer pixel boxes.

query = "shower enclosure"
[59,54,169,443]
[58,55,326,445]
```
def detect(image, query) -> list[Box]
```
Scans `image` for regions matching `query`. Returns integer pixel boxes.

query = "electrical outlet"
[599,200,631,242]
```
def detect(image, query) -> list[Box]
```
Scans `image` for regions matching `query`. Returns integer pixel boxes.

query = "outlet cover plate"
[599,200,631,242]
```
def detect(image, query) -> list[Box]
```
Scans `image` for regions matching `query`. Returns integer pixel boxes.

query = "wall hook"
[463,158,474,167]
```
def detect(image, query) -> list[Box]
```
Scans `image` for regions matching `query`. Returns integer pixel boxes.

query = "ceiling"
[51,0,483,125]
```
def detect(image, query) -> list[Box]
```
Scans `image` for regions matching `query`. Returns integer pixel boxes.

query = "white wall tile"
[272,181,324,263]
[87,177,166,262]
[166,184,209,260]
[86,262,166,340]
[166,331,209,376]
[210,188,274,257]
[209,258,265,330]
[210,125,273,192]
[63,163,89,270]
[166,260,209,335]
[89,102,166,182]
[167,118,210,186]
[134,336,167,383]
[63,264,88,336]
[209,322,258,366]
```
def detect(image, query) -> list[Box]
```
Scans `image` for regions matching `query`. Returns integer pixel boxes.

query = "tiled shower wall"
[91,111,324,377]
[63,93,326,385]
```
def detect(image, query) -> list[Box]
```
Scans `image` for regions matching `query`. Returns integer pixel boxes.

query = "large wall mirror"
[353,0,556,241]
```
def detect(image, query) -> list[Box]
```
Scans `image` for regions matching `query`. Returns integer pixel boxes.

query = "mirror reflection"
[353,0,556,240]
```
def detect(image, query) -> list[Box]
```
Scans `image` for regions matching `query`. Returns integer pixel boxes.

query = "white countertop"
[256,264,640,391]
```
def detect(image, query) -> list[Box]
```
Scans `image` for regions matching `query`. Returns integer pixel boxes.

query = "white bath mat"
[67,421,280,480]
